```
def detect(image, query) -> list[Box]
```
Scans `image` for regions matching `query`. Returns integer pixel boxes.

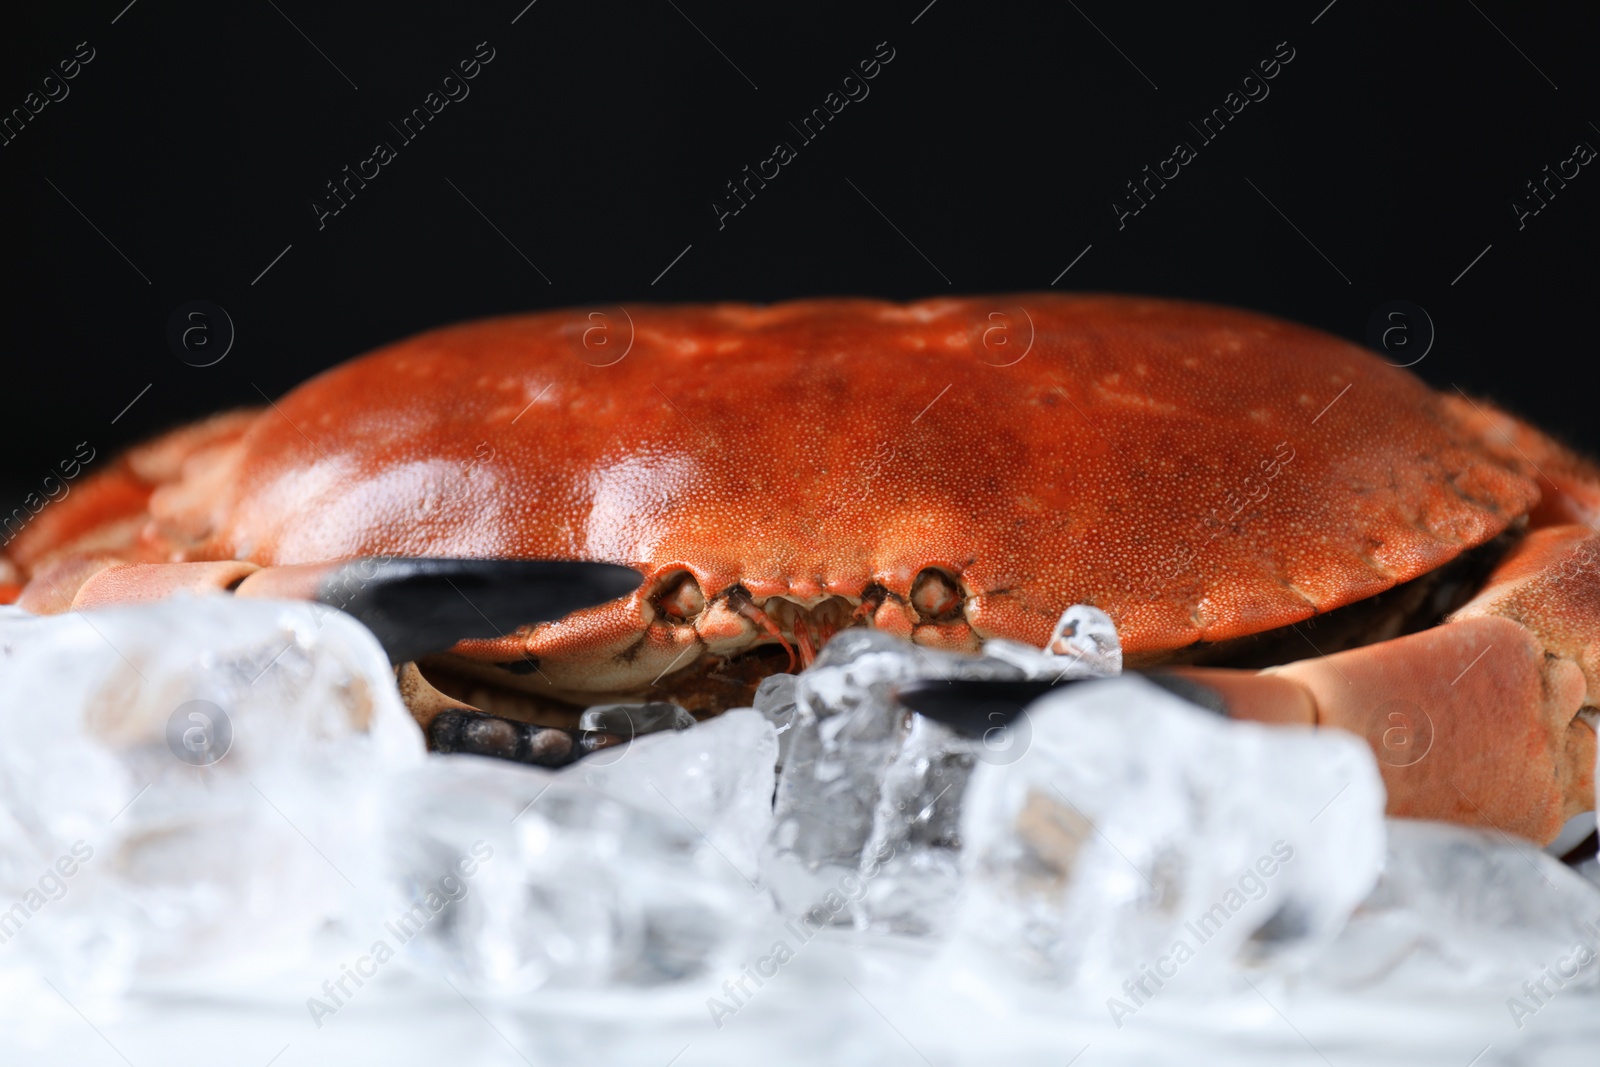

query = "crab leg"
[1171,524,1600,845]
[59,559,260,609]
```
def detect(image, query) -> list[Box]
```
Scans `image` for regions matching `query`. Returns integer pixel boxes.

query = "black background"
[2,0,1595,507]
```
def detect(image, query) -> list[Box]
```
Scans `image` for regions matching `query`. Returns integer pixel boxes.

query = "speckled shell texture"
[181,295,1540,654]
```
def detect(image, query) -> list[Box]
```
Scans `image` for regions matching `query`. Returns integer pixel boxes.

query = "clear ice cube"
[764,610,1123,934]
[573,708,776,882]
[0,598,422,993]
[858,713,978,935]
[1310,818,1600,991]
[951,674,1386,993]
[384,754,761,992]
[753,672,799,772]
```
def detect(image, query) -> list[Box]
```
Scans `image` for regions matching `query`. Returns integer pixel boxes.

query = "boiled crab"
[4,295,1595,845]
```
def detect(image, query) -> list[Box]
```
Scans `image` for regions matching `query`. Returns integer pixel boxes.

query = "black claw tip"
[893,678,1079,738]
[1143,671,1231,717]
[895,672,1233,736]
[317,558,642,663]
[1560,829,1599,868]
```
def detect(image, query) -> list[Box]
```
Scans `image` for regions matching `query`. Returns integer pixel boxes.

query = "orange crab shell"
[7,295,1557,695]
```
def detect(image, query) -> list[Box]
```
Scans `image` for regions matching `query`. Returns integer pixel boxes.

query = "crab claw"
[894,671,1228,738]
[236,557,642,663]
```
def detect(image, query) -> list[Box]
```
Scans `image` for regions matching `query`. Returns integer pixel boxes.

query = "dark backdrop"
[3,1,1595,507]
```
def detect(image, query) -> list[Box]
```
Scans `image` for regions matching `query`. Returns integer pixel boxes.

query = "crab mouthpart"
[648,569,887,671]
[731,589,862,670]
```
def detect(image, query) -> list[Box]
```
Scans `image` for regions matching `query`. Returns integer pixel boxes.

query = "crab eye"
[911,568,964,622]
[653,571,705,623]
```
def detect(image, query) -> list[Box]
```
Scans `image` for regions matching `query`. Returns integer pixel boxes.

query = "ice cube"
[858,714,979,935]
[950,674,1385,995]
[1044,603,1124,673]
[753,673,799,772]
[1310,818,1600,991]
[0,598,422,993]
[385,754,761,992]
[764,611,1123,932]
[573,709,777,881]
[764,631,959,926]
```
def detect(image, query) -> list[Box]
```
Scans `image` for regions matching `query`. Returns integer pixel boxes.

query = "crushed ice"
[0,596,1595,1058]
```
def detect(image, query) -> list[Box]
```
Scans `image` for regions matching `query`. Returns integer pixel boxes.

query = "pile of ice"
[0,599,775,1003]
[0,595,1595,1035]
